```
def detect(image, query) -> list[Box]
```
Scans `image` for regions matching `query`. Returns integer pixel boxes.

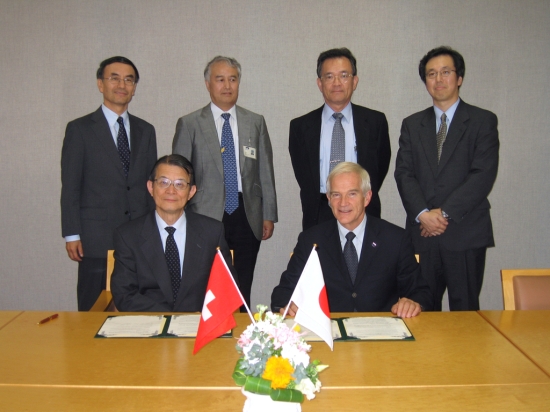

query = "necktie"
[165,227,181,303]
[329,112,345,172]
[343,232,358,284]
[116,117,130,176]
[436,113,447,163]
[220,113,239,214]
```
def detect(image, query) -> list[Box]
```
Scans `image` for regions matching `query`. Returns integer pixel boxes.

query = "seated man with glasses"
[271,162,433,318]
[111,154,237,312]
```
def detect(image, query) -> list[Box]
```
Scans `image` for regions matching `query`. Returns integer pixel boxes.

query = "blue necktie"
[165,227,181,303]
[116,117,130,177]
[221,113,239,214]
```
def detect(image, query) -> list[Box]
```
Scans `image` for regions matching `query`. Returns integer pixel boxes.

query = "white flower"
[294,378,322,400]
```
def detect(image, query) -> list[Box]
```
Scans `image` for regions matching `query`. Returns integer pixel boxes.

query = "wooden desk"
[1,311,549,411]
[0,311,22,330]
[479,310,550,377]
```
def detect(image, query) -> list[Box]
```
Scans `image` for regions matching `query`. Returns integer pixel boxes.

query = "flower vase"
[241,388,301,412]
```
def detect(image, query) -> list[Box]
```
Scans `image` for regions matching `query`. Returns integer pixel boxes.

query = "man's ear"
[188,184,197,200]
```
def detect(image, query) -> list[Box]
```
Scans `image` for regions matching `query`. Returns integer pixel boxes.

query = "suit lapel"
[438,100,469,171]
[128,113,143,178]
[321,221,353,287]
[198,104,224,177]
[91,107,126,179]
[355,217,379,286]
[304,107,323,190]
[352,104,369,165]
[139,212,174,306]
[236,106,251,174]
[418,109,439,177]
[174,212,207,308]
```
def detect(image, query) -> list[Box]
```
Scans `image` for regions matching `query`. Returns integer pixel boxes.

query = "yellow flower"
[262,356,295,389]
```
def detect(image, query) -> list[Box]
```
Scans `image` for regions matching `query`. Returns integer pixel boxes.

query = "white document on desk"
[97,315,166,337]
[167,314,201,337]
[340,317,412,340]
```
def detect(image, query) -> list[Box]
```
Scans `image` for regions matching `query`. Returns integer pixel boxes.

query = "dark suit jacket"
[289,103,391,230]
[172,104,278,241]
[394,100,499,252]
[111,210,236,312]
[271,216,433,312]
[61,107,157,258]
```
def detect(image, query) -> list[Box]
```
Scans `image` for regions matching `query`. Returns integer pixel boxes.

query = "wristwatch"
[441,210,449,219]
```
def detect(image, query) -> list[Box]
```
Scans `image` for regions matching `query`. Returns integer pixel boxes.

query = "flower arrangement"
[232,305,328,404]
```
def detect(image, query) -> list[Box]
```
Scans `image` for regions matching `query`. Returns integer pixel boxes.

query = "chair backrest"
[106,250,115,292]
[501,269,550,310]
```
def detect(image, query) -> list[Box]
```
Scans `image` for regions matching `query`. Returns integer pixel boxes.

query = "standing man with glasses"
[395,46,499,311]
[111,155,236,312]
[289,47,391,231]
[172,56,277,309]
[61,56,157,311]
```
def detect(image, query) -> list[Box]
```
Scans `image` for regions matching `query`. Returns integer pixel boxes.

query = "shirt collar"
[210,102,237,121]
[154,210,187,233]
[101,104,129,127]
[337,213,367,241]
[322,101,353,124]
[434,97,460,124]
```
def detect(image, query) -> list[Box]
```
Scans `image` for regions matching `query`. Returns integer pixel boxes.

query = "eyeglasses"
[426,69,456,80]
[104,76,136,86]
[320,72,355,83]
[153,178,190,191]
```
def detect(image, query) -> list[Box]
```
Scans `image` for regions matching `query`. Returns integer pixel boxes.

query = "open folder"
[95,314,232,338]
[286,316,414,341]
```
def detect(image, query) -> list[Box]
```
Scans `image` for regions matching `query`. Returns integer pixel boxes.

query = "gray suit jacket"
[394,100,499,252]
[172,104,277,240]
[111,210,236,312]
[61,107,157,258]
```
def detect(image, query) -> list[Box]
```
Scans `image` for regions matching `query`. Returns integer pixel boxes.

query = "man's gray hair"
[326,162,371,194]
[204,56,242,81]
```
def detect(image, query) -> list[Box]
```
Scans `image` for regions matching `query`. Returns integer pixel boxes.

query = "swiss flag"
[193,250,244,354]
[290,246,333,350]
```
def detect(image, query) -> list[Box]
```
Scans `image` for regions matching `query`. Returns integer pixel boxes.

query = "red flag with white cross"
[193,250,244,354]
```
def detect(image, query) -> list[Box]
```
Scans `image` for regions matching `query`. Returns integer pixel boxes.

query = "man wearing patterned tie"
[111,155,236,312]
[395,46,499,311]
[271,162,432,317]
[61,56,157,310]
[172,56,277,308]
[289,48,391,231]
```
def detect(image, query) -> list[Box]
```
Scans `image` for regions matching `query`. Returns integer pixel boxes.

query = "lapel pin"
[372,242,377,247]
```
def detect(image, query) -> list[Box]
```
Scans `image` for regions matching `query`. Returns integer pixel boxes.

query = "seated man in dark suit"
[111,154,236,312]
[272,162,432,318]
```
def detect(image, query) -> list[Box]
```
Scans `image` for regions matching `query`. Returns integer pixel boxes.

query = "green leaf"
[270,388,304,403]
[243,376,272,395]
[232,360,247,386]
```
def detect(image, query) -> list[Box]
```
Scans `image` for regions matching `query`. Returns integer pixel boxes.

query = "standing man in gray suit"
[395,46,499,311]
[172,56,277,308]
[61,56,157,311]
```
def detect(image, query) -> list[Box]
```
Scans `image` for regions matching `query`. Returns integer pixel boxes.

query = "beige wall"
[1,0,549,311]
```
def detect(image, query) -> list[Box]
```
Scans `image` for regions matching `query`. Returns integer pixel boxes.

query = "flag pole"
[283,244,318,319]
[216,248,255,324]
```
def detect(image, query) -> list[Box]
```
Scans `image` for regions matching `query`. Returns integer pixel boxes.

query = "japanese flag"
[290,246,333,350]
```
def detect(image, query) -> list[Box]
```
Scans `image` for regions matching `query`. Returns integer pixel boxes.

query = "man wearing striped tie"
[395,46,500,311]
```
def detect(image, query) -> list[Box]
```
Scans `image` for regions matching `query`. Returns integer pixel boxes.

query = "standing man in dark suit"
[111,155,236,312]
[395,46,499,311]
[61,56,157,311]
[289,47,391,231]
[172,56,277,308]
[271,162,432,317]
